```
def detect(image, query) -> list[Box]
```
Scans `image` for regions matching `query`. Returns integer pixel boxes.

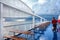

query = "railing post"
[40,18,42,22]
[0,2,4,40]
[32,16,35,28]
[32,11,35,28]
[25,25,27,31]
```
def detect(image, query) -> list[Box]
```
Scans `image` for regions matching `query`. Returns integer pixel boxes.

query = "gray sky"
[21,0,60,15]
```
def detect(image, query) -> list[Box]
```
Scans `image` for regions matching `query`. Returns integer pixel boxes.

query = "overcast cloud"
[21,0,60,15]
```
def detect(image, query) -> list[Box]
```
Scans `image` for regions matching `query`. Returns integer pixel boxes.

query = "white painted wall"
[0,0,33,39]
[3,4,31,17]
[0,0,47,39]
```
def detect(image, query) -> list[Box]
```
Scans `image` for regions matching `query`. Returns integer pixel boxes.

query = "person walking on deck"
[57,15,60,32]
[52,17,57,32]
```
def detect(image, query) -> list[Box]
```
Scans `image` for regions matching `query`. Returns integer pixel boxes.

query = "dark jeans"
[53,24,57,31]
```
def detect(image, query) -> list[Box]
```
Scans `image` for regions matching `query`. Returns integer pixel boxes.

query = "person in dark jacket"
[52,17,57,32]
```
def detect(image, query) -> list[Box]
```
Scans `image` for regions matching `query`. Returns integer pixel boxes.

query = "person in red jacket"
[52,17,57,32]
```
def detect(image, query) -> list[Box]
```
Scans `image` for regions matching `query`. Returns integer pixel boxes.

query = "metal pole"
[32,11,35,28]
[40,18,42,22]
[0,2,4,40]
[32,16,35,28]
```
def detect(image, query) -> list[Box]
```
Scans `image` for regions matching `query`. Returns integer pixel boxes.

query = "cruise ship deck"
[14,24,60,40]
[0,0,60,40]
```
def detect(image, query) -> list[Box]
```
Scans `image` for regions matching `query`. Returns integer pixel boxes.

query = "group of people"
[52,17,60,32]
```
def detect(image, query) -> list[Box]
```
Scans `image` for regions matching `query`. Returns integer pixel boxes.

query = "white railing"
[0,2,48,40]
[2,16,47,36]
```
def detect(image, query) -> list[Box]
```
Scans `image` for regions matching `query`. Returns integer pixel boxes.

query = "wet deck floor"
[15,24,60,40]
